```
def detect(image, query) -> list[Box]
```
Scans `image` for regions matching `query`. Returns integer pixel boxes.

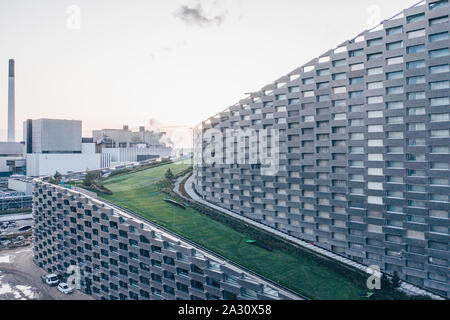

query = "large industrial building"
[23,119,101,177]
[194,0,449,298]
[32,180,301,300]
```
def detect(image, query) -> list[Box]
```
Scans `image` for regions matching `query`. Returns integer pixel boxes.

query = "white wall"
[26,153,101,177]
[8,179,33,195]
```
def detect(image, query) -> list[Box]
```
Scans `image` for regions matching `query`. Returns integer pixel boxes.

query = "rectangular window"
[429,31,449,42]
[430,48,449,58]
[386,71,403,80]
[386,86,403,95]
[407,76,426,84]
[407,44,425,54]
[386,101,404,110]
[407,91,426,100]
[407,13,425,24]
[350,63,364,71]
[367,67,383,75]
[430,80,449,90]
[333,72,346,80]
[333,59,346,67]
[429,15,449,25]
[430,64,449,74]
[387,56,403,65]
[386,41,403,50]
[430,97,449,106]
[367,38,383,47]
[350,76,364,85]
[367,96,383,104]
[349,49,364,57]
[431,113,449,122]
[367,81,383,90]
[407,29,426,39]
[407,60,426,69]
[429,0,449,10]
[386,26,403,35]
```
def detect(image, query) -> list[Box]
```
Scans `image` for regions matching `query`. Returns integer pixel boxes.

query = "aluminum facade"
[194,0,450,298]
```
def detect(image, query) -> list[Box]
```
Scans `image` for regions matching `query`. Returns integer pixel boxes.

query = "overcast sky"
[0,0,419,141]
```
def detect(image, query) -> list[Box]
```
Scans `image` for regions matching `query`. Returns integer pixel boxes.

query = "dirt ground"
[0,246,92,300]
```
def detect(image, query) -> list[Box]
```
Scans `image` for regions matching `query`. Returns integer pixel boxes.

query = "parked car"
[41,273,59,287]
[57,283,74,295]
[17,225,32,232]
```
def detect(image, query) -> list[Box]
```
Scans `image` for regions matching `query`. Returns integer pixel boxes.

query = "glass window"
[367,38,383,46]
[407,29,426,39]
[367,67,383,75]
[333,59,346,67]
[386,26,403,35]
[386,71,403,80]
[367,81,383,90]
[430,64,449,74]
[386,86,403,95]
[430,80,449,90]
[407,75,426,84]
[350,76,364,85]
[333,73,346,80]
[407,44,425,54]
[429,48,449,58]
[431,113,449,122]
[407,91,426,100]
[430,97,449,106]
[386,101,404,110]
[429,15,449,25]
[386,41,403,50]
[407,60,426,69]
[429,0,449,10]
[429,32,449,42]
[387,56,403,65]
[407,13,425,24]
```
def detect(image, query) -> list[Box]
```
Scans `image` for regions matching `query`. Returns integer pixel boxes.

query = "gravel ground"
[0,246,92,300]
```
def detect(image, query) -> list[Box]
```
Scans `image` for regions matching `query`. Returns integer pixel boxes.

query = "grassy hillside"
[100,161,368,300]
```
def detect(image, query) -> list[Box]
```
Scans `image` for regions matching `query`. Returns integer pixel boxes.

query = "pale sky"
[0,0,418,141]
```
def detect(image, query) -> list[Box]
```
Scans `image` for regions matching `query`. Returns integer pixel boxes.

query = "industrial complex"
[194,0,450,298]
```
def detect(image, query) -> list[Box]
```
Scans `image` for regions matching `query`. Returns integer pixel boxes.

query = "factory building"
[24,119,101,177]
[194,0,449,298]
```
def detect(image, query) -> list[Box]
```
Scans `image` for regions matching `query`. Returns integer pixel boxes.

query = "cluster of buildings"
[194,0,449,298]
[0,58,173,179]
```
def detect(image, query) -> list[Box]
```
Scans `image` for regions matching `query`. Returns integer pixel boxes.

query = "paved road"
[0,246,92,300]
[0,214,33,223]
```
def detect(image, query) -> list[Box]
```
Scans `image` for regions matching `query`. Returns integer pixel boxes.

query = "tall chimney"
[7,59,15,142]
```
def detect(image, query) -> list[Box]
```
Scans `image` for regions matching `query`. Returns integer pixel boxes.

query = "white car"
[41,273,59,287]
[57,283,74,295]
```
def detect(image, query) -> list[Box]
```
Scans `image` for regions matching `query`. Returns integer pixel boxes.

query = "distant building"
[24,119,101,177]
[0,142,25,177]
[93,125,173,167]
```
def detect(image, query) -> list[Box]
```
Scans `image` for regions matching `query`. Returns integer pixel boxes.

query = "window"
[289,86,300,93]
[350,76,364,85]
[429,15,449,26]
[333,59,346,67]
[430,48,449,58]
[430,80,449,90]
[368,52,383,60]
[386,86,403,95]
[431,113,449,122]
[386,71,403,80]
[367,38,383,47]
[367,96,383,104]
[333,73,346,81]
[317,69,330,76]
[386,26,403,35]
[429,0,449,10]
[350,63,364,71]
[349,49,364,57]
[407,91,426,100]
[430,97,449,106]
[407,13,425,24]
[407,44,425,54]
[367,67,383,75]
[387,56,403,65]
[429,32,449,42]
[367,81,383,90]
[430,64,449,74]
[408,107,426,115]
[349,91,363,98]
[333,86,346,94]
[303,78,314,85]
[431,130,449,137]
[386,101,404,110]
[407,75,426,85]
[408,29,426,39]
[407,60,426,69]
[386,41,403,50]
[368,110,383,118]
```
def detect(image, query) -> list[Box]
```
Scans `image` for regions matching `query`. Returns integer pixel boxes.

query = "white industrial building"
[24,119,101,177]
[0,142,25,177]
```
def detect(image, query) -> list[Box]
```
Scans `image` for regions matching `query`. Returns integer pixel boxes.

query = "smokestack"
[8,59,15,142]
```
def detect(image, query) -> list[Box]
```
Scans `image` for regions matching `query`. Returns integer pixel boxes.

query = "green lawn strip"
[99,162,367,300]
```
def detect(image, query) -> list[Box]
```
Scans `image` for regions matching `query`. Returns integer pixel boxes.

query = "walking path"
[174,174,445,300]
